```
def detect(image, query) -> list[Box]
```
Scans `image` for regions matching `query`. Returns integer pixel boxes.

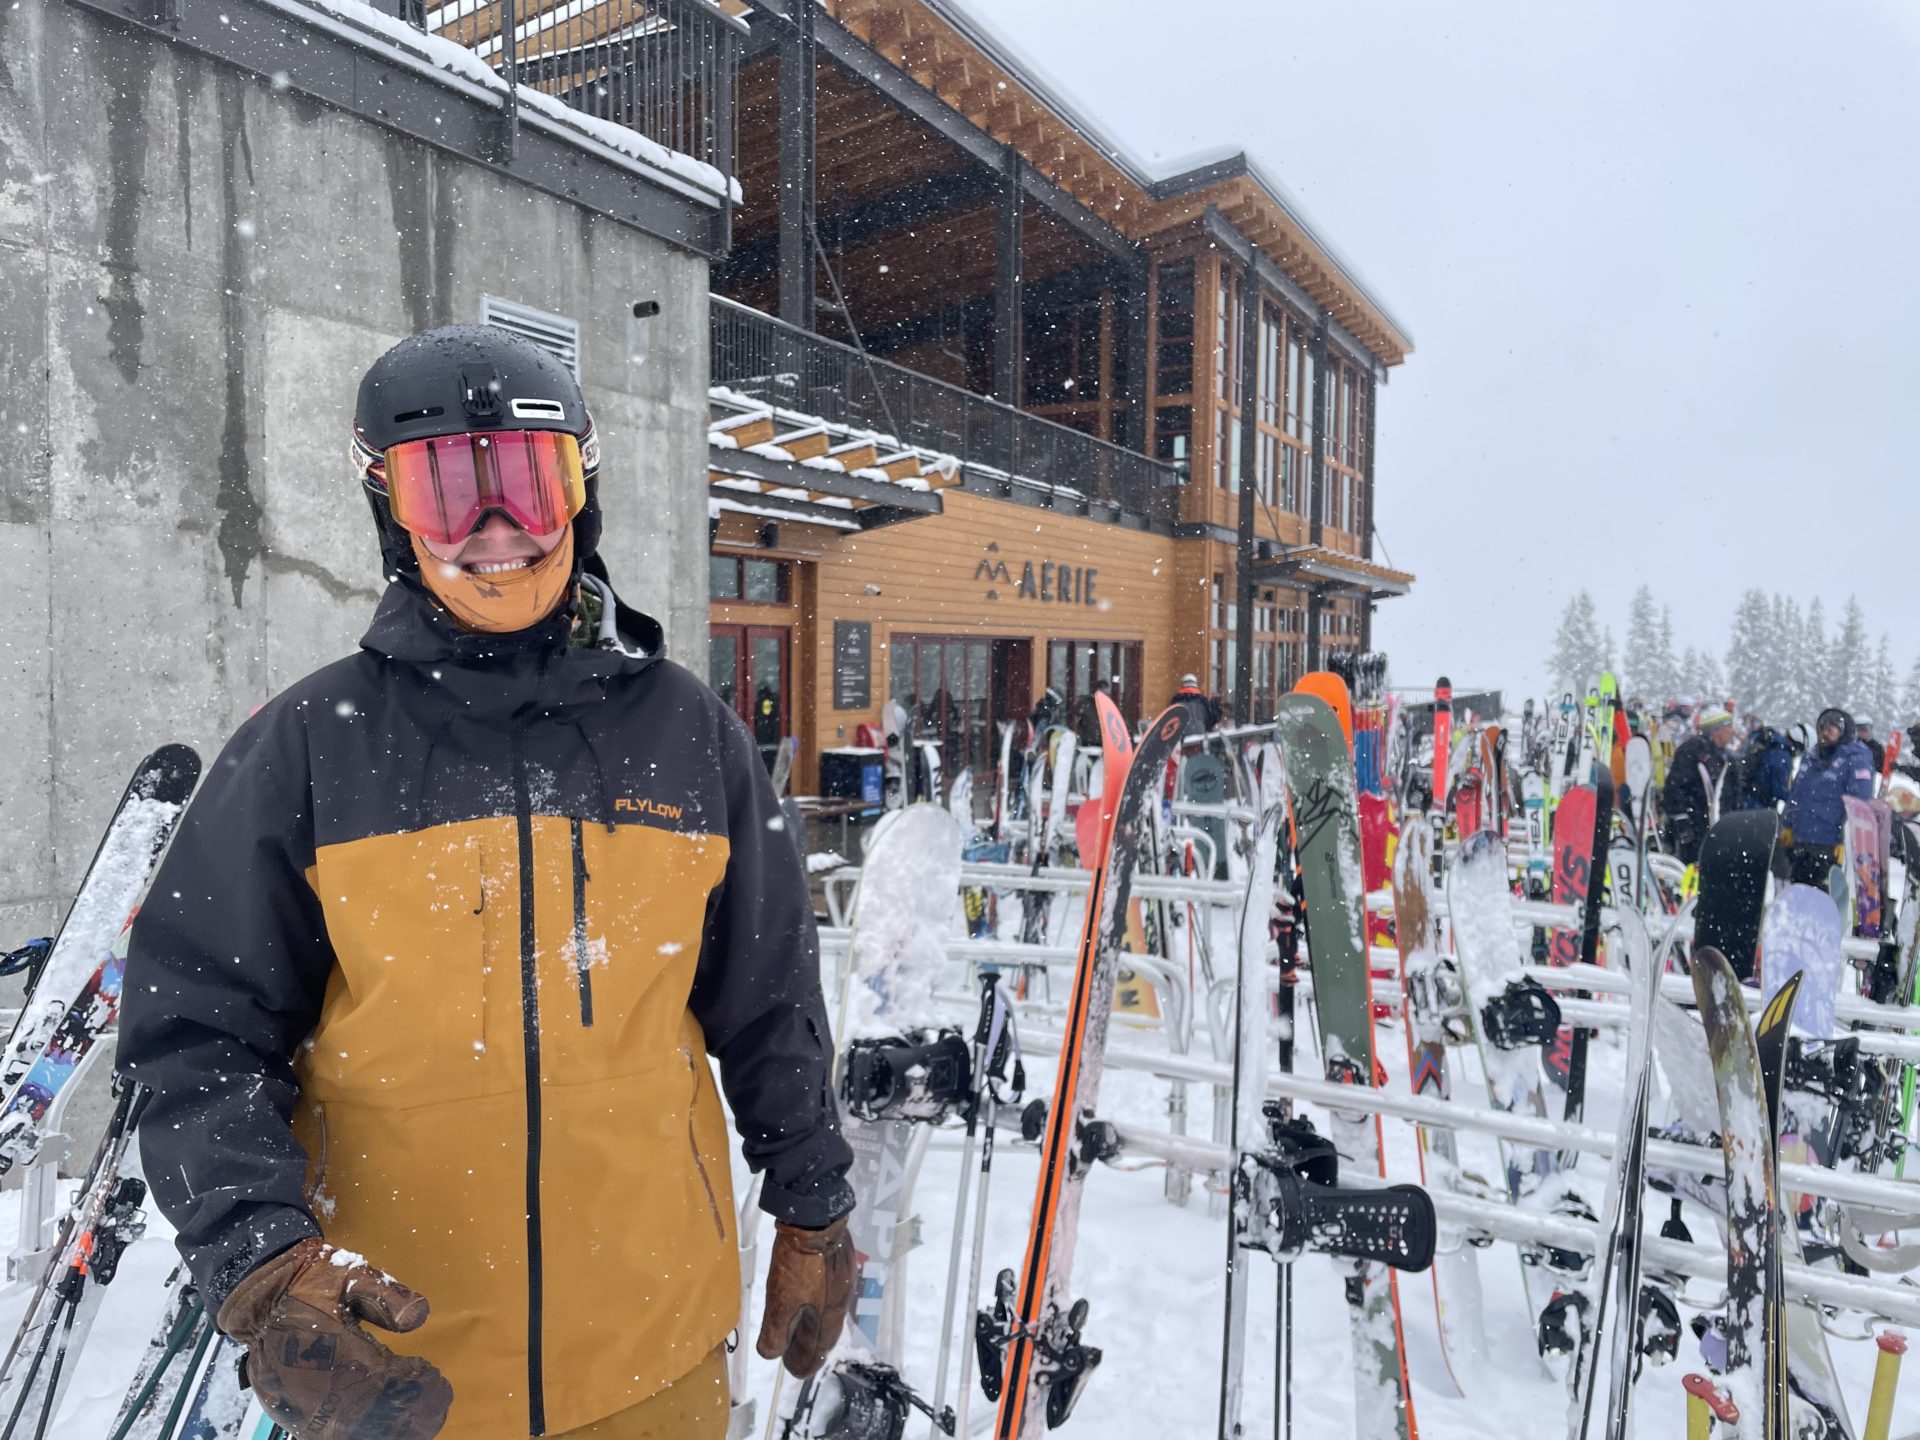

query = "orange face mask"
[409,526,576,635]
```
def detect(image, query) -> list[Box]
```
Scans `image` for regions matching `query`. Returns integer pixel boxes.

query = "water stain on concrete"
[102,32,156,385]
[214,72,263,607]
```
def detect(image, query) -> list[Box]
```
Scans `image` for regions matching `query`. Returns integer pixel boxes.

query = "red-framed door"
[709,623,789,772]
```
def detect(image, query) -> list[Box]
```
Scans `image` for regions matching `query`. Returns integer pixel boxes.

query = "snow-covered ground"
[4,886,1916,1438]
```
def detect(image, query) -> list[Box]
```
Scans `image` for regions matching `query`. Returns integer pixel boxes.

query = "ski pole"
[154,1320,217,1440]
[928,978,997,1434]
[105,1297,203,1440]
[1682,1372,1737,1439]
[1865,1330,1907,1440]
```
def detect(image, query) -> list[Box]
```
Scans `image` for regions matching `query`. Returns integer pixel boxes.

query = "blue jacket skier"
[1727,726,1795,814]
[1782,707,1876,886]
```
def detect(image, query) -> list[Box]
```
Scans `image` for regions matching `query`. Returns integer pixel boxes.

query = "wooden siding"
[782,490,1173,791]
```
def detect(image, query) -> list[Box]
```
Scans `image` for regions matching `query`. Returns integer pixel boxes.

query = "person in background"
[1660,707,1736,864]
[1030,684,1066,734]
[1856,715,1886,776]
[1727,724,1794,814]
[1171,672,1224,731]
[1782,707,1876,886]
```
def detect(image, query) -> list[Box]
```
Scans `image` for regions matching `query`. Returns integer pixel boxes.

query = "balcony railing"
[710,297,1182,528]
[418,0,740,185]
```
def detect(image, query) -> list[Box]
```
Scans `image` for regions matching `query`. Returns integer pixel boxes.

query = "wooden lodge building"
[708,0,1415,793]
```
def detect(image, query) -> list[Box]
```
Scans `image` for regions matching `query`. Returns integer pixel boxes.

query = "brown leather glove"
[216,1237,454,1439]
[755,1215,855,1378]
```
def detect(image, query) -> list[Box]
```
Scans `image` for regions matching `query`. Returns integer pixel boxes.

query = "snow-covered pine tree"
[1547,591,1605,694]
[1805,598,1832,715]
[1623,586,1661,701]
[1766,594,1798,719]
[1832,597,1870,715]
[1697,650,1727,710]
[1866,637,1896,733]
[1678,646,1705,701]
[1602,625,1618,678]
[1725,589,1772,718]
[1654,605,1678,702]
[1902,653,1920,726]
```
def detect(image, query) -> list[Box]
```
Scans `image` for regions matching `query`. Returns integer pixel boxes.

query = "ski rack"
[3,1039,113,1286]
[1364,885,1909,991]
[823,936,1195,1051]
[1085,1109,1920,1331]
[821,861,1243,928]
[993,1024,1920,1219]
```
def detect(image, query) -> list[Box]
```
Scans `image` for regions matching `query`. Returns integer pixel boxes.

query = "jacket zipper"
[683,1051,726,1240]
[570,818,593,1028]
[510,730,546,1437]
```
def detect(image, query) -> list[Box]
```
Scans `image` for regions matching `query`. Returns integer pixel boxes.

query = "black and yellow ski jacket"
[118,575,853,1438]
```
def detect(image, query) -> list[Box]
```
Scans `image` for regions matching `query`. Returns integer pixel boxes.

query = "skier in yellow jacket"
[119,326,855,1438]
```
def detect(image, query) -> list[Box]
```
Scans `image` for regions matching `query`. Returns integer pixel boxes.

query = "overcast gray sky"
[963,0,1920,703]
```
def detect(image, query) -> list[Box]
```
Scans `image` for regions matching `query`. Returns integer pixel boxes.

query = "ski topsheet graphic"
[0,746,200,1170]
[987,702,1186,1440]
[1274,692,1427,1440]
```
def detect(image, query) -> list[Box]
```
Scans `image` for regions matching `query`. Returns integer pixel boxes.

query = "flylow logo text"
[974,541,1099,606]
[615,797,685,822]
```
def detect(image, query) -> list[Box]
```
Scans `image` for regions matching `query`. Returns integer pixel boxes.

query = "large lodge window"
[1319,356,1369,538]
[1204,578,1302,723]
[889,635,993,783]
[710,555,790,603]
[1047,639,1143,732]
[1152,260,1195,465]
[1214,264,1239,491]
[1154,261,1194,397]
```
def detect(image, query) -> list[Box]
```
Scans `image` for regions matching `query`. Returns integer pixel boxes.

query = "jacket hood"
[1815,707,1854,756]
[362,567,665,670]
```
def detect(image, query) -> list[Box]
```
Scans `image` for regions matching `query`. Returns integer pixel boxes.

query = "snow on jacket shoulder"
[117,578,852,1439]
[1784,738,1877,848]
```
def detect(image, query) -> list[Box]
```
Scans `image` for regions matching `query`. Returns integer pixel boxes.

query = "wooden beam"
[717,416,776,449]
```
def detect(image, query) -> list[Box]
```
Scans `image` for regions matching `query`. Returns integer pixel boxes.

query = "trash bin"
[821,747,884,802]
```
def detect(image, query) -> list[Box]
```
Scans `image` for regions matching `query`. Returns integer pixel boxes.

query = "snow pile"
[838,806,964,1038]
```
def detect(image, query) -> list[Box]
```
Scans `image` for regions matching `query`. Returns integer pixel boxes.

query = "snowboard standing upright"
[1692,948,1795,1440]
[1273,693,1421,1439]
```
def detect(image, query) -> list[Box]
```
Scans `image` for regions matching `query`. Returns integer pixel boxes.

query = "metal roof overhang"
[1249,546,1413,601]
[709,443,944,530]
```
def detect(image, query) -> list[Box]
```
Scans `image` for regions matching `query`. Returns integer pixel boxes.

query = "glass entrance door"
[709,623,789,772]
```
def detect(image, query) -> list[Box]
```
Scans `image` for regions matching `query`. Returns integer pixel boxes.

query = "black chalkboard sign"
[833,621,871,710]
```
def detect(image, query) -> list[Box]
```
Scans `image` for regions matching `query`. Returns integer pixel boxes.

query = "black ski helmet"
[351,324,602,577]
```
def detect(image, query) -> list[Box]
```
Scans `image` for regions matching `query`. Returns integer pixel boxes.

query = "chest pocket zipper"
[570,817,593,1028]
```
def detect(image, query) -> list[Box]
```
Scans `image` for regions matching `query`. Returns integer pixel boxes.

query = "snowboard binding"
[1233,1109,1437,1272]
[815,1361,954,1440]
[1478,975,1562,1050]
[1403,953,1471,1045]
[842,1030,972,1125]
[973,1269,1102,1428]
[1520,1191,1597,1279]
[1535,1289,1588,1358]
[1637,1282,1681,1369]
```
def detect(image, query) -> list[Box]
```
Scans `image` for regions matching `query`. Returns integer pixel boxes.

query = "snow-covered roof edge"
[273,0,742,208]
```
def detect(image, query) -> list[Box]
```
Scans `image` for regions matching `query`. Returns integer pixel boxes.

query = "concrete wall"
[0,0,713,953]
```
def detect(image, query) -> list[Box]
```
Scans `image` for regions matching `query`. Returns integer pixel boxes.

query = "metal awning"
[1248,545,1414,599]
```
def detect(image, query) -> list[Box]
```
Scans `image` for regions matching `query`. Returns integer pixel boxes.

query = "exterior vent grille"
[481,296,581,381]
